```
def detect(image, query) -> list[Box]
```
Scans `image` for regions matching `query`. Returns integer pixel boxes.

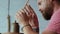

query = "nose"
[39,9,43,13]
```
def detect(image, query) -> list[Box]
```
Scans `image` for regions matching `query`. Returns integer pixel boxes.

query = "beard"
[40,2,54,20]
[41,6,53,20]
[42,9,53,20]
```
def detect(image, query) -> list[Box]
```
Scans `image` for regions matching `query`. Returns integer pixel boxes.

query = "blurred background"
[0,0,49,34]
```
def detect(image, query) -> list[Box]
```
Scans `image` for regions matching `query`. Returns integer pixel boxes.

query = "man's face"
[37,0,53,20]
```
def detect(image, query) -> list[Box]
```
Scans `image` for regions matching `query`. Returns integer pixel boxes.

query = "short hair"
[55,0,60,4]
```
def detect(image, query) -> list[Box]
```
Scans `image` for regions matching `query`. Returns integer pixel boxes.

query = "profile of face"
[37,0,53,20]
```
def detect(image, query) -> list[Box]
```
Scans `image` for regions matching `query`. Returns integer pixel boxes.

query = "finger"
[25,5,33,15]
[24,8,32,18]
[25,5,31,13]
[15,14,22,24]
[16,11,20,17]
[15,13,21,21]
[27,5,36,16]
[20,9,28,18]
[23,8,29,15]
[28,5,35,14]
[17,10,26,19]
[16,11,24,21]
[22,9,26,14]
[20,9,27,16]
[24,7,31,16]
[25,5,36,17]
[25,5,35,16]
[29,5,34,11]
[26,4,34,13]
[16,13,19,19]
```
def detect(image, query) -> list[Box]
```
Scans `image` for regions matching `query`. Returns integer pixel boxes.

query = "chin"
[42,10,53,20]
[43,11,53,20]
[42,13,51,20]
[40,7,53,20]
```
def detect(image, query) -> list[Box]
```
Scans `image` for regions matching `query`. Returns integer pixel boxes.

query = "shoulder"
[42,30,57,34]
[44,10,60,33]
[50,10,60,23]
[49,10,60,28]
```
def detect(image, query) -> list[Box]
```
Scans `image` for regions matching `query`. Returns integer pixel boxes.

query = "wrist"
[21,21,29,26]
[21,24,31,32]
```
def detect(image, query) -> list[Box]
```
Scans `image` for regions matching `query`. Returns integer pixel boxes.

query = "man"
[16,0,60,34]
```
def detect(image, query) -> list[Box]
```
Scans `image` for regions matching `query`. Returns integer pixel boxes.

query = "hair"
[55,0,60,4]
[52,0,60,5]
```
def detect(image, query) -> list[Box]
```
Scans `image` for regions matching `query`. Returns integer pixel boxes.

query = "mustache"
[39,9,52,20]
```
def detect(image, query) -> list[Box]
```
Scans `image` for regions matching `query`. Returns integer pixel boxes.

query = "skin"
[38,0,60,34]
[16,4,39,34]
[16,0,60,34]
[37,0,53,20]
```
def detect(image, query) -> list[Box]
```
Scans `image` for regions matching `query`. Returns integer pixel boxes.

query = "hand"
[24,4,39,28]
[16,4,39,28]
[16,9,29,25]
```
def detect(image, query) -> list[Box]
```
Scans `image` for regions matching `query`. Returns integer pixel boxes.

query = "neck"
[53,4,60,12]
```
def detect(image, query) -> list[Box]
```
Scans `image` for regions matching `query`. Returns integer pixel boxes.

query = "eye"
[38,2,41,5]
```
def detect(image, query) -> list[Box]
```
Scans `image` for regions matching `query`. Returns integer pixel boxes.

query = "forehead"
[37,0,41,2]
[37,0,45,3]
[37,0,51,4]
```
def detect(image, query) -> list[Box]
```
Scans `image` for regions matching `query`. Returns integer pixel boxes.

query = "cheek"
[38,3,47,11]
